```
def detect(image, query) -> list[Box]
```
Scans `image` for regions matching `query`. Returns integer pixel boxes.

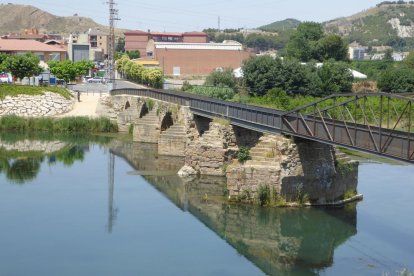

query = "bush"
[190,86,236,100]
[205,68,237,90]
[378,68,414,93]
[257,185,270,206]
[0,116,118,133]
[237,147,251,163]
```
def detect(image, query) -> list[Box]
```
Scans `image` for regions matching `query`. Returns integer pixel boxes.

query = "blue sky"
[2,0,381,31]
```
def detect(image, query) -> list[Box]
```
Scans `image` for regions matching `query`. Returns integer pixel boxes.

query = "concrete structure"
[0,38,66,61]
[348,42,367,60]
[124,30,208,57]
[68,28,108,61]
[151,41,252,76]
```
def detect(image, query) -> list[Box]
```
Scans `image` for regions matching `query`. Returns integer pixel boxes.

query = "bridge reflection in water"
[110,140,357,276]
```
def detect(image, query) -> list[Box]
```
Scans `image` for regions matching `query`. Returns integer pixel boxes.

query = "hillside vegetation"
[259,18,301,32]
[0,4,121,35]
[324,3,414,48]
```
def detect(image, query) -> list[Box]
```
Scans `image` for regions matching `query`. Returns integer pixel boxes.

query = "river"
[0,134,413,275]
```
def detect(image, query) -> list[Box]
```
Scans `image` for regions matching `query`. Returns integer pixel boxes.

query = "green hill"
[259,18,301,32]
[323,3,414,48]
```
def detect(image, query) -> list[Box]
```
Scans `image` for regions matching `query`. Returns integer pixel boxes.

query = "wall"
[155,48,252,76]
[125,34,149,56]
[0,92,75,117]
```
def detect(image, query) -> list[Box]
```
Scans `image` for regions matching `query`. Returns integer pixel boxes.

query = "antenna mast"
[107,0,120,89]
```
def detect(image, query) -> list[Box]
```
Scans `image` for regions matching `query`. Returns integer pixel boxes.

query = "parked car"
[88,76,104,83]
[0,73,11,83]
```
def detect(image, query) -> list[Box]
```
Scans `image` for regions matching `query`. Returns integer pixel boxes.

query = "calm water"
[0,135,413,276]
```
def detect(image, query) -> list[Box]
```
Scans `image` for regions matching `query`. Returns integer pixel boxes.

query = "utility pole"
[218,16,221,32]
[107,152,117,233]
[107,0,120,90]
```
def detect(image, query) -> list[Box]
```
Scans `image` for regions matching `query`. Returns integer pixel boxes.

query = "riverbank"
[0,115,118,133]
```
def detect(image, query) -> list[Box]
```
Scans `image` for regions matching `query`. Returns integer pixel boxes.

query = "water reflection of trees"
[0,132,113,184]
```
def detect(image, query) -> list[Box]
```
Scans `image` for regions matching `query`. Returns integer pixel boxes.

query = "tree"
[0,53,8,72]
[48,60,94,84]
[318,60,353,94]
[116,37,125,53]
[378,68,414,93]
[126,50,140,59]
[384,48,394,62]
[242,56,284,96]
[286,22,348,62]
[315,34,349,61]
[404,51,414,69]
[4,53,42,80]
[205,68,237,89]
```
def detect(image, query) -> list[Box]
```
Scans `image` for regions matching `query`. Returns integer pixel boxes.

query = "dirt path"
[57,93,103,117]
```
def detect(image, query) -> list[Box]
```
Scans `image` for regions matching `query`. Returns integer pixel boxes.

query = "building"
[68,28,108,61]
[124,30,208,57]
[150,41,252,76]
[348,42,367,60]
[0,38,66,62]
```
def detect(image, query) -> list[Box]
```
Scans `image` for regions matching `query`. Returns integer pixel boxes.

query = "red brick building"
[151,41,252,76]
[124,30,208,57]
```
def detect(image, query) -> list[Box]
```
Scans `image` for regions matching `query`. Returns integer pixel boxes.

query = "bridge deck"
[110,88,414,164]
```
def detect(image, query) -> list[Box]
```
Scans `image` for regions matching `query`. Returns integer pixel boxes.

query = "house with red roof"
[0,39,67,62]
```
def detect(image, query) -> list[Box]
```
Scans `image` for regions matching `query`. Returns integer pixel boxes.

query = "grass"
[0,84,73,100]
[212,117,230,126]
[0,116,118,133]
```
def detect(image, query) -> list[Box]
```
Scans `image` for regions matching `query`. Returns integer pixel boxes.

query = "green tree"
[384,48,394,62]
[286,22,348,62]
[378,68,414,93]
[126,50,140,59]
[205,68,237,89]
[404,51,414,69]
[315,34,349,61]
[48,60,94,84]
[318,61,353,94]
[4,54,42,80]
[116,37,125,53]
[0,53,8,72]
[242,56,284,96]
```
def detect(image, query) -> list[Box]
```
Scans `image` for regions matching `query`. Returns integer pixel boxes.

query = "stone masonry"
[0,92,75,117]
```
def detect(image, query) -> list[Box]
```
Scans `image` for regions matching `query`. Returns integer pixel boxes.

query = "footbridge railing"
[110,88,414,163]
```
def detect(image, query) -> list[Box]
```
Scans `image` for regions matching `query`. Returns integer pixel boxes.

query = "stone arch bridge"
[99,88,414,203]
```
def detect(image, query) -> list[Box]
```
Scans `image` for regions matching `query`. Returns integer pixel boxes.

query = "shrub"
[237,147,251,163]
[0,116,118,133]
[205,68,237,89]
[189,86,236,100]
[257,185,270,206]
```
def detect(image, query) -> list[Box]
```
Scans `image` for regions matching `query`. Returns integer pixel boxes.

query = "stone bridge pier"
[98,94,359,204]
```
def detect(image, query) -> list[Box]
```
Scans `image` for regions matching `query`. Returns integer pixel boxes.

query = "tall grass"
[0,116,118,133]
[0,85,73,100]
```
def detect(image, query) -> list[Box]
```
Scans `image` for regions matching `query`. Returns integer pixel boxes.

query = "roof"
[6,34,47,40]
[124,30,149,35]
[151,32,183,37]
[154,42,243,51]
[125,30,207,37]
[133,59,160,66]
[0,39,67,52]
[183,32,208,37]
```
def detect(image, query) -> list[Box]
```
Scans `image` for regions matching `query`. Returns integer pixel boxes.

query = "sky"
[1,0,382,31]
